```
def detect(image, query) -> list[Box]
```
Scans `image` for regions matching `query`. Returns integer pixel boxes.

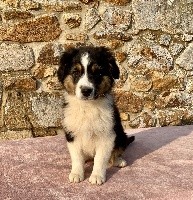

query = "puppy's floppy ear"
[99,47,120,79]
[57,48,78,83]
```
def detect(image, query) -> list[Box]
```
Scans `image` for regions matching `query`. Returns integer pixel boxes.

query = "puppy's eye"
[98,72,102,76]
[95,69,103,77]
[72,69,81,76]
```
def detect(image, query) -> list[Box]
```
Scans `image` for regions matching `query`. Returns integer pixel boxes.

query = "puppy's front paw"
[89,174,106,185]
[69,173,84,183]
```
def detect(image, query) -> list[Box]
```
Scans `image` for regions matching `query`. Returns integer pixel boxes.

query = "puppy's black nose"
[81,87,93,97]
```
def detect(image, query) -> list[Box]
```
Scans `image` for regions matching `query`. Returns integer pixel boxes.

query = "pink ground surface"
[0,125,193,200]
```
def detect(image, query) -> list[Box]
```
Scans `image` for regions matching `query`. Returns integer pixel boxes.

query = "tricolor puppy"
[57,46,135,185]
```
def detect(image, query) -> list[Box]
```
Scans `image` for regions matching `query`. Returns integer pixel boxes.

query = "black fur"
[57,46,120,84]
[57,48,79,83]
[65,131,74,142]
[113,105,135,150]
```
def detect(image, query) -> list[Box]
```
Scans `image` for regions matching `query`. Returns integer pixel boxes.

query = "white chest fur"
[63,94,114,138]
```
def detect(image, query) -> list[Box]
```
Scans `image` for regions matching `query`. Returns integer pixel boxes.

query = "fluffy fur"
[57,46,135,185]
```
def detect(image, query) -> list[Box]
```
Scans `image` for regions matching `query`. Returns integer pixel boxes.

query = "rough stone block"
[37,43,64,65]
[114,51,127,63]
[85,8,100,30]
[79,0,94,4]
[129,112,154,128]
[4,91,65,130]
[29,93,65,128]
[4,91,32,130]
[155,92,186,109]
[114,90,143,113]
[66,33,88,42]
[176,42,193,70]
[3,8,34,20]
[0,43,35,72]
[63,13,81,29]
[0,15,62,42]
[0,130,32,140]
[127,38,173,71]
[132,0,165,31]
[102,7,131,31]
[152,74,179,92]
[42,76,63,91]
[33,128,57,137]
[130,75,152,92]
[120,112,129,121]
[19,0,40,10]
[103,0,130,6]
[30,0,82,12]
[95,39,124,50]
[157,109,186,126]
[159,34,171,46]
[94,27,132,41]
[2,74,37,91]
[186,77,193,93]
[1,0,18,7]
[169,43,184,56]
[133,0,193,34]
[182,33,193,42]
[31,64,56,79]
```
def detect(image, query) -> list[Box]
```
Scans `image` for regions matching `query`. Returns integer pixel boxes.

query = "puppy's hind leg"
[109,136,135,168]
[109,148,127,168]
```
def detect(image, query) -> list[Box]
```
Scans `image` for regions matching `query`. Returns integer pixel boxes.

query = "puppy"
[57,46,135,185]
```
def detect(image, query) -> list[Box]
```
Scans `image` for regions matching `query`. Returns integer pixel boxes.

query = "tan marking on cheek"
[97,76,112,96]
[63,75,76,95]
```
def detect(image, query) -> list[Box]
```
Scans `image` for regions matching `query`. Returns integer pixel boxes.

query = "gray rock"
[176,42,193,70]
[132,0,165,31]
[0,43,35,72]
[102,7,132,31]
[169,43,184,56]
[85,8,101,30]
[20,0,82,11]
[133,0,193,34]
[30,93,64,128]
[182,33,193,42]
[159,34,171,46]
[127,38,173,71]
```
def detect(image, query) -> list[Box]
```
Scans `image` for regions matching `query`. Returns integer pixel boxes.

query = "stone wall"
[0,0,193,140]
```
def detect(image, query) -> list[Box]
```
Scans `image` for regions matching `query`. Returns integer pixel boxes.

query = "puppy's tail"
[126,135,135,146]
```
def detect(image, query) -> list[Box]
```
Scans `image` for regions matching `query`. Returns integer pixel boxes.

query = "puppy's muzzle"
[81,86,93,98]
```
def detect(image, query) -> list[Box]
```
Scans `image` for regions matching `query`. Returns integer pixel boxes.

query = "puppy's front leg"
[67,142,85,183]
[89,137,114,185]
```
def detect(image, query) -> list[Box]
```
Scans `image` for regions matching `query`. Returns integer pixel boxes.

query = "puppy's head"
[57,46,120,100]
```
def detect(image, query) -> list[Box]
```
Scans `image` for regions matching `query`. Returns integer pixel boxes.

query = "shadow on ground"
[107,125,193,180]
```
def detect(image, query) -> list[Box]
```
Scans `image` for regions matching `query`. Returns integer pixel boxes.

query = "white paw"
[114,157,127,168]
[89,174,106,185]
[69,173,84,183]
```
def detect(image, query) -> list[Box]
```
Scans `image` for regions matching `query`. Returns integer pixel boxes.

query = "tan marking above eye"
[91,64,100,72]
